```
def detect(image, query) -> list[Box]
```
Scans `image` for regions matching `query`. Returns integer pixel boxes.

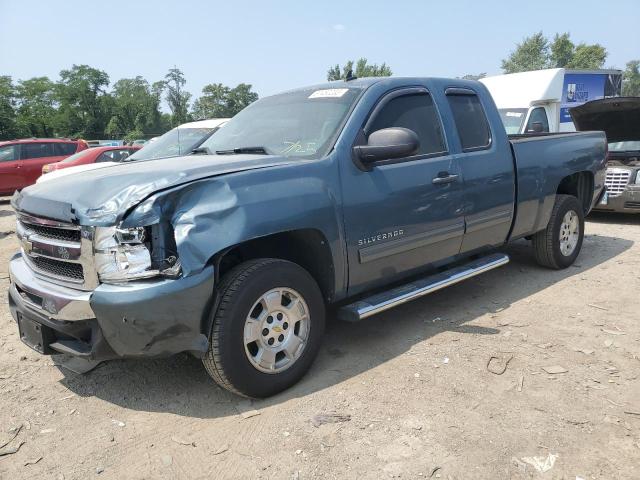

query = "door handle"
[432,173,459,185]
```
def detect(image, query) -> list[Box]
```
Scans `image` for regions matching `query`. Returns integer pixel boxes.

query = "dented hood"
[570,97,640,143]
[12,153,295,225]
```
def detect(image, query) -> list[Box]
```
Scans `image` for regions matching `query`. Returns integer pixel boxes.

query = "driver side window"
[525,107,549,133]
[368,93,447,156]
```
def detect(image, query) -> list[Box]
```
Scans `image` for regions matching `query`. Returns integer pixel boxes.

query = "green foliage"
[15,77,58,137]
[191,83,259,119]
[164,67,191,126]
[55,64,111,138]
[501,32,550,73]
[327,58,392,81]
[0,76,22,139]
[622,60,640,96]
[106,76,167,139]
[502,32,607,73]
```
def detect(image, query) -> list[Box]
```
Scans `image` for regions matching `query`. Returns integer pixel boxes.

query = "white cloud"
[332,24,346,32]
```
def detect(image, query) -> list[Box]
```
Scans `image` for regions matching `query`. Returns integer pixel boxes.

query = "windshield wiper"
[215,146,269,155]
[191,146,211,155]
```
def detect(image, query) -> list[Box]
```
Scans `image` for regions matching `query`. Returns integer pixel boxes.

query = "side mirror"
[353,127,420,166]
[528,121,544,133]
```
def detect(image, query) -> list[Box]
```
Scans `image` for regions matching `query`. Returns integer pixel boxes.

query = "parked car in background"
[481,68,622,134]
[36,119,229,183]
[131,139,148,146]
[572,97,640,213]
[38,146,141,183]
[0,138,88,195]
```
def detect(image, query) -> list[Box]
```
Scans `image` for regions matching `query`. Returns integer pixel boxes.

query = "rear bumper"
[8,253,215,361]
[592,185,640,213]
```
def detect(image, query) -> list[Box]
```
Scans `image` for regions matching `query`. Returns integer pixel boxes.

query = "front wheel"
[532,194,585,269]
[203,258,325,398]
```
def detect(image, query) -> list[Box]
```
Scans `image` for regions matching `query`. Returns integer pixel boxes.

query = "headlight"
[636,170,640,184]
[94,226,159,283]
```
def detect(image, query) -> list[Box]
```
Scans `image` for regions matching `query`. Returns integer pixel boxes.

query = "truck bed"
[508,131,607,240]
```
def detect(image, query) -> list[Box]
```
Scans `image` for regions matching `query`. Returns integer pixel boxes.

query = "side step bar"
[338,253,509,322]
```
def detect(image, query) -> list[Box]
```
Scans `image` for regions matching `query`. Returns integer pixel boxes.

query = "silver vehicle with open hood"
[571,97,640,213]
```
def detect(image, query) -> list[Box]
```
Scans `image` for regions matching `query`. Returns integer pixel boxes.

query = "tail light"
[42,165,50,174]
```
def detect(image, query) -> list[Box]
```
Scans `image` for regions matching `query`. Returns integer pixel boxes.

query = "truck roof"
[480,68,622,109]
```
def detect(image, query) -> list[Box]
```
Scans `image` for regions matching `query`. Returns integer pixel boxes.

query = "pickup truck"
[8,77,606,398]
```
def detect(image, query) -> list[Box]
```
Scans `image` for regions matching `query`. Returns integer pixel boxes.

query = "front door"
[340,87,466,295]
[0,144,21,195]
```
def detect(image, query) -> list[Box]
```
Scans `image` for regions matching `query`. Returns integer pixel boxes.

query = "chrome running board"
[338,253,509,322]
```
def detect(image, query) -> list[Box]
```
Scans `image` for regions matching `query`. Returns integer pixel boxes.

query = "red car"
[0,138,88,195]
[41,145,141,174]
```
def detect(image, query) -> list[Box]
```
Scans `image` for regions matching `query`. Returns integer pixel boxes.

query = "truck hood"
[570,97,640,143]
[12,153,296,225]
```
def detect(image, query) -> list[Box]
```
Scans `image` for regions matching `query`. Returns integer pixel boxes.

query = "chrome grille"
[21,223,81,242]
[604,168,631,197]
[16,214,98,290]
[30,256,84,281]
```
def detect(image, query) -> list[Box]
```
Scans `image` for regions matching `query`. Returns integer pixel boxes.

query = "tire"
[532,194,584,269]
[203,258,325,398]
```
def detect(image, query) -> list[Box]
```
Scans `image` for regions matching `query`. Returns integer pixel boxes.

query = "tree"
[501,32,550,73]
[566,43,607,69]
[191,83,258,119]
[549,33,574,68]
[502,32,607,73]
[0,76,21,140]
[622,60,640,96]
[164,67,191,126]
[56,64,111,138]
[327,58,392,81]
[15,77,58,137]
[106,76,165,139]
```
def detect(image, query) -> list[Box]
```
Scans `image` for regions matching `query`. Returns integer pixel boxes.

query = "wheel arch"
[212,228,336,303]
[556,171,594,214]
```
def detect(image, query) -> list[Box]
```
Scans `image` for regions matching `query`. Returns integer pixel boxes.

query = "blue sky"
[1,0,638,101]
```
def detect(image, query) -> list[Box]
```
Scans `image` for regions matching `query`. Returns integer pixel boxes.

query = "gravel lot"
[0,198,638,480]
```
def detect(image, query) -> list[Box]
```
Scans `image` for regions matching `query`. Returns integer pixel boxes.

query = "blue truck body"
[8,77,606,391]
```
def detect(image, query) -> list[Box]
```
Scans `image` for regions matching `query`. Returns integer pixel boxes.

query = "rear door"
[0,144,21,194]
[443,88,515,252]
[340,86,466,295]
[19,142,63,187]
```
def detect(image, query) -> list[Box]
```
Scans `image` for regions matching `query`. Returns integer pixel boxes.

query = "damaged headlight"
[94,226,180,283]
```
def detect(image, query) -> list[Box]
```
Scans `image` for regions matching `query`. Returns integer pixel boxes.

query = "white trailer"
[481,68,622,134]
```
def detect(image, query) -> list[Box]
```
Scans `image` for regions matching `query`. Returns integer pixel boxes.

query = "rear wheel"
[203,258,325,398]
[532,194,584,269]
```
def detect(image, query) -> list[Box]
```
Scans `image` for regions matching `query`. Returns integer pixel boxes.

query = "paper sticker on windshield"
[309,88,349,99]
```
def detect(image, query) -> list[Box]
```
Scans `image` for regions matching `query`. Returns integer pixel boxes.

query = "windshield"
[199,87,362,159]
[609,141,640,152]
[59,150,90,164]
[127,127,214,161]
[498,108,527,135]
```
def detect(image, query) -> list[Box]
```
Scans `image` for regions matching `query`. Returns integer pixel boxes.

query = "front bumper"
[8,253,215,361]
[592,185,640,213]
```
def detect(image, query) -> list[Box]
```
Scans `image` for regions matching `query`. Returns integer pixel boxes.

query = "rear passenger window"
[22,142,56,160]
[446,94,491,151]
[368,93,446,156]
[55,143,78,156]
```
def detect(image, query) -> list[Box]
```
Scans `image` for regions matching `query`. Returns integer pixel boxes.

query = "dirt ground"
[0,198,638,480]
